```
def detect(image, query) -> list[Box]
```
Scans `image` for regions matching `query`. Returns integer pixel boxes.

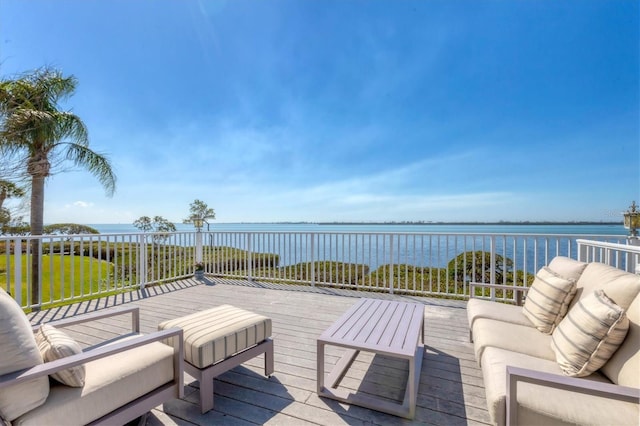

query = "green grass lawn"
[1,254,119,308]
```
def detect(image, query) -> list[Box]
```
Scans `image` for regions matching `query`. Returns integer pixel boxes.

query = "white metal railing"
[201,231,627,302]
[1,230,630,310]
[1,232,196,309]
[577,239,640,274]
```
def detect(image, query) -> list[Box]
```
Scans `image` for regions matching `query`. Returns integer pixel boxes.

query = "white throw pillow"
[551,289,629,377]
[35,324,86,387]
[0,288,49,421]
[522,267,577,333]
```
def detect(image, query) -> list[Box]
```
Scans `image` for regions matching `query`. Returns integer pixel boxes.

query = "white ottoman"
[158,305,274,413]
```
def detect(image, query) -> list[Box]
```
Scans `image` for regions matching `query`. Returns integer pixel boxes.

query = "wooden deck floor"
[28,277,491,426]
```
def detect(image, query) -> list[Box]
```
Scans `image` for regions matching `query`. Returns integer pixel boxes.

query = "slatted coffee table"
[317,298,425,419]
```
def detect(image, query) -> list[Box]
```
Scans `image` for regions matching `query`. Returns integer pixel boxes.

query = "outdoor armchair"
[0,290,184,426]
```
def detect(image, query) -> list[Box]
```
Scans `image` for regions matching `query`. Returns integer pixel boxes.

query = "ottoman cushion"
[158,305,271,369]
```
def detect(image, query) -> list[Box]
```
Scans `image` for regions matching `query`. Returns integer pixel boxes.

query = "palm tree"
[0,67,116,306]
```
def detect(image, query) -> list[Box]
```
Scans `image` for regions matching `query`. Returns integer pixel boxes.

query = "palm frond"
[64,143,117,196]
[56,112,89,146]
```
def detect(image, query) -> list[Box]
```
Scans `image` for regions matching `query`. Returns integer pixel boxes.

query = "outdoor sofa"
[0,287,184,425]
[467,256,640,425]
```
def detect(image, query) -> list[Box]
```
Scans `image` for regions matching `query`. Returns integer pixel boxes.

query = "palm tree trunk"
[30,174,45,308]
[0,188,6,210]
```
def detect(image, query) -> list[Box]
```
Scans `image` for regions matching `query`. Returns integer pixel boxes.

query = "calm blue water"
[89,222,627,236]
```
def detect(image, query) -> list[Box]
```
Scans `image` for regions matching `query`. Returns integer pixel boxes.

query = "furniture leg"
[317,340,325,393]
[408,356,415,418]
[265,338,274,376]
[199,369,214,414]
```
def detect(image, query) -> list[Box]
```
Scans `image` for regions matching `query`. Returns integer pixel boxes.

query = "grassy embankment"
[2,254,118,309]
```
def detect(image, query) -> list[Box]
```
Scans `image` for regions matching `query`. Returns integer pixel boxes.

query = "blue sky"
[1,0,638,224]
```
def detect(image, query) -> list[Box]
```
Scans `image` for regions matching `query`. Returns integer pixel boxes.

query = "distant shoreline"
[234,221,622,226]
[86,221,625,228]
[87,222,627,237]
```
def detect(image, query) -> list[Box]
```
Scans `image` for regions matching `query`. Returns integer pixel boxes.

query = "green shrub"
[447,250,514,284]
[275,261,368,285]
[204,247,279,272]
[362,264,457,294]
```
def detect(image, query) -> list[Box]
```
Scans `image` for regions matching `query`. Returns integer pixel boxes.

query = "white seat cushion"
[158,305,272,369]
[481,346,638,426]
[472,318,555,366]
[467,298,534,329]
[14,337,175,426]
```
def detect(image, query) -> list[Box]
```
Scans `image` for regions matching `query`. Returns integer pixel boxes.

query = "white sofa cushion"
[522,267,577,334]
[472,318,555,366]
[571,262,640,311]
[35,325,85,387]
[552,290,629,377]
[481,346,638,426]
[0,288,49,421]
[13,337,175,426]
[467,298,534,330]
[547,256,588,282]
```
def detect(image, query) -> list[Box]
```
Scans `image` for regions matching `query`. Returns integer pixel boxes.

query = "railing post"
[138,234,147,290]
[389,235,394,295]
[490,236,496,300]
[247,233,253,282]
[13,238,22,306]
[35,237,42,309]
[195,230,203,263]
[624,242,636,273]
[310,233,315,287]
[577,240,586,262]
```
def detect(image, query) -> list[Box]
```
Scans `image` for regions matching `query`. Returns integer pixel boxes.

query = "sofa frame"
[0,306,184,426]
[505,365,640,426]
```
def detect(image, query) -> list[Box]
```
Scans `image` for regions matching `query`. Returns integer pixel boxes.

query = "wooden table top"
[318,298,425,358]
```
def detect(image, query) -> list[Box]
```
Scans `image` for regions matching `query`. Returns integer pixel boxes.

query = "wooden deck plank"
[26,277,489,426]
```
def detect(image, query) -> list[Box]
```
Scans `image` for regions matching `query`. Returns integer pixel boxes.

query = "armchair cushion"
[35,325,85,387]
[522,267,577,334]
[552,289,629,377]
[13,337,175,426]
[0,289,49,421]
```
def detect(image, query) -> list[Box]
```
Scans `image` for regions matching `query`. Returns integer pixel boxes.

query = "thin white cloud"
[71,201,94,208]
